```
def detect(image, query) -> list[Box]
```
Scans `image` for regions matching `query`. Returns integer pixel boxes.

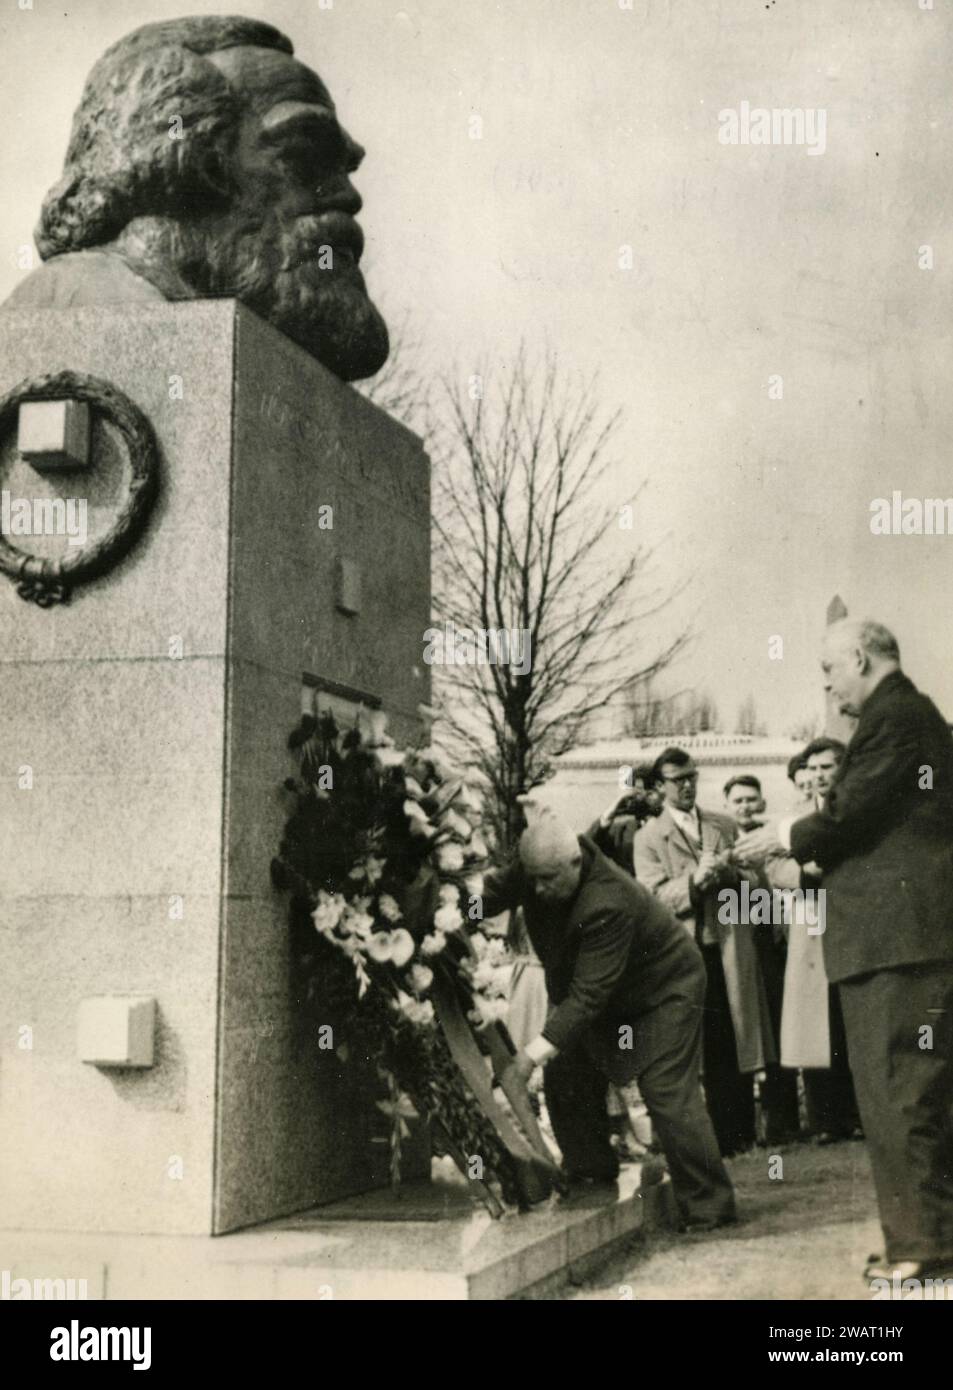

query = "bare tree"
[693,689,720,734]
[430,348,686,850]
[787,715,821,743]
[735,693,768,737]
[622,675,719,737]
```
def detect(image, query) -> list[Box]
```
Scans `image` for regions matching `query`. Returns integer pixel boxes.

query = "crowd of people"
[490,618,953,1287]
[589,737,861,1153]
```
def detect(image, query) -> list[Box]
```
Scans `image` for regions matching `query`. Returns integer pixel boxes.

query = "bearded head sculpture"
[2,15,389,382]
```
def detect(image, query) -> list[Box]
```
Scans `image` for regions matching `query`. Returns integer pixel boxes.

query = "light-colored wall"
[214,306,432,1233]
[545,757,805,839]
[0,302,231,1234]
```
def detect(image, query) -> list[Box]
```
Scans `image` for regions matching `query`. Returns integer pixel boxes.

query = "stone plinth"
[0,301,431,1235]
[0,1167,672,1300]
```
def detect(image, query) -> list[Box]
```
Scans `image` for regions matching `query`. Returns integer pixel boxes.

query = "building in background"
[544,733,807,835]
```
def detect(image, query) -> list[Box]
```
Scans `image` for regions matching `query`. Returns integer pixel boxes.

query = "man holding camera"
[635,747,774,1156]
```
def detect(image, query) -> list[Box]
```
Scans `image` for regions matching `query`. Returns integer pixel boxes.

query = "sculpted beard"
[116,212,389,382]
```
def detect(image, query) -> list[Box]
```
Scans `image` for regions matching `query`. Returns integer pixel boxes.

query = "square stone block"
[17,398,90,470]
[77,995,156,1067]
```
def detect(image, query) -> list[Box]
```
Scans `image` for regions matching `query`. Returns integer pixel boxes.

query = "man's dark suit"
[483,836,735,1225]
[788,669,953,1264]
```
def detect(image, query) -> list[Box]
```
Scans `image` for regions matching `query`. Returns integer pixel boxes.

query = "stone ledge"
[0,1167,675,1301]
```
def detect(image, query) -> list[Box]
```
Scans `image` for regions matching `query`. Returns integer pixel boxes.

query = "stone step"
[0,1166,673,1301]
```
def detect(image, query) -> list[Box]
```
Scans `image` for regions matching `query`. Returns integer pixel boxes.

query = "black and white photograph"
[1,0,951,1340]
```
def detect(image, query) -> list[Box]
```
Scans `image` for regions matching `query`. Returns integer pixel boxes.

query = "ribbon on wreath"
[430,954,562,1210]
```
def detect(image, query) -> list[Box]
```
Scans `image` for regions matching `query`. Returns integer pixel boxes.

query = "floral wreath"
[271,702,561,1215]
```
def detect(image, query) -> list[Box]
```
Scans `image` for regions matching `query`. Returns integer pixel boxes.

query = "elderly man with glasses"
[635,747,775,1156]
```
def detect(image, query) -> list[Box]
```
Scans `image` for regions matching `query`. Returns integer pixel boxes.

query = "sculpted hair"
[36,17,294,259]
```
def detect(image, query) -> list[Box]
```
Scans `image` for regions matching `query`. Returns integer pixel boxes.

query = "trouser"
[838,961,953,1265]
[755,928,801,1141]
[543,970,736,1225]
[701,943,756,1155]
[802,984,860,1136]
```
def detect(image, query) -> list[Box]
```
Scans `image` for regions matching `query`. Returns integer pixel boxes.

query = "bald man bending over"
[482,810,736,1230]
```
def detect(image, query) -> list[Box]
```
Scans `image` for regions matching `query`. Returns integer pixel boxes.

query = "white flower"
[465,951,510,996]
[421,931,448,957]
[375,746,406,769]
[405,998,435,1027]
[358,708,392,747]
[393,991,435,1027]
[483,936,508,966]
[340,901,375,939]
[471,996,508,1027]
[468,930,488,956]
[311,891,346,935]
[464,872,484,899]
[409,963,433,994]
[438,883,460,906]
[366,928,415,967]
[436,842,465,873]
[434,903,464,934]
[472,960,502,992]
[441,808,472,841]
[378,893,402,923]
[348,854,386,887]
[456,783,484,814]
[404,799,437,838]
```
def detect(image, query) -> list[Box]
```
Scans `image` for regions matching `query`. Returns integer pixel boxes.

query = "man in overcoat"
[737,619,953,1280]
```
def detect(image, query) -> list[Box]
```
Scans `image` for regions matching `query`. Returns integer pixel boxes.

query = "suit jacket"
[481,836,704,1083]
[586,814,638,876]
[634,805,774,1071]
[788,669,953,983]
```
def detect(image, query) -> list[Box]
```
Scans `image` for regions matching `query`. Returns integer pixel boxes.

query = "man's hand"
[712,848,740,884]
[733,822,784,866]
[692,850,719,890]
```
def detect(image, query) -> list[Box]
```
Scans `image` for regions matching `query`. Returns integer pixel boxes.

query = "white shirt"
[667,804,702,846]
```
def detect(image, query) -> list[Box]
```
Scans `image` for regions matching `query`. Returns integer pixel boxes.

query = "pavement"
[568,1137,886,1300]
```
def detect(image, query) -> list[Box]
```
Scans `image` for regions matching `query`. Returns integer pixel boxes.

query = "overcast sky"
[1,0,950,733]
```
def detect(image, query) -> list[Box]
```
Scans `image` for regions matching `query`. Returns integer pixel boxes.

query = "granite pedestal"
[0,300,430,1235]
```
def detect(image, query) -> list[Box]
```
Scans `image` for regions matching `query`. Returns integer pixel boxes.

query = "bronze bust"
[2,15,389,383]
